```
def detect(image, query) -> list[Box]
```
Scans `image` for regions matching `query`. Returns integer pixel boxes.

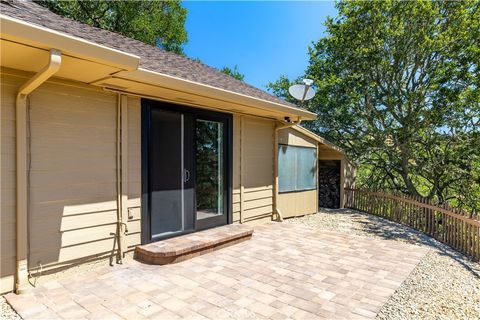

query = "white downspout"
[15,49,62,294]
[273,118,302,222]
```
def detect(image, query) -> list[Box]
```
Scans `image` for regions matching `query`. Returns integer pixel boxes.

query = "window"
[278,145,317,192]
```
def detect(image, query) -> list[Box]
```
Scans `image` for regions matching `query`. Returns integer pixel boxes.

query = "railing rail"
[345,188,480,261]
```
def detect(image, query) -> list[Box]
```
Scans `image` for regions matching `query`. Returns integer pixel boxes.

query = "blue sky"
[182,1,337,90]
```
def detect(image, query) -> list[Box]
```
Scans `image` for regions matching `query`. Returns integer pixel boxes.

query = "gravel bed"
[0,296,20,320]
[286,208,480,320]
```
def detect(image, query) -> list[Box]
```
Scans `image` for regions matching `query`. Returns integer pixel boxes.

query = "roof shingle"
[1,0,298,108]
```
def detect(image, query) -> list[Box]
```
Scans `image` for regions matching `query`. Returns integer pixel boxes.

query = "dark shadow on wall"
[27,199,121,277]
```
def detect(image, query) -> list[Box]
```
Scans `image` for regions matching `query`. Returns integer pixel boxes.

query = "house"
[277,126,356,219]
[0,0,348,294]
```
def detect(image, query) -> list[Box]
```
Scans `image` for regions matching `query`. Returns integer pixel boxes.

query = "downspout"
[15,49,62,294]
[273,118,302,222]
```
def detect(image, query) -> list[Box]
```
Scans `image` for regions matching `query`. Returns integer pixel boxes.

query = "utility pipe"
[273,118,302,222]
[115,95,129,263]
[115,95,123,262]
[15,49,61,294]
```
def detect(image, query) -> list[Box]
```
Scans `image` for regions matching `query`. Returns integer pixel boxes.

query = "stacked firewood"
[318,162,340,208]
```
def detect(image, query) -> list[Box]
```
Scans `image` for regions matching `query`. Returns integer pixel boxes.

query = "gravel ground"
[286,208,480,320]
[0,296,20,320]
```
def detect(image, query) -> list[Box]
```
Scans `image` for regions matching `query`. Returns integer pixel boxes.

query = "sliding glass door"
[142,100,231,243]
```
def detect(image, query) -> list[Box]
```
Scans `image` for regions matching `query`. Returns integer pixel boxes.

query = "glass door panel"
[149,109,194,240]
[195,119,226,227]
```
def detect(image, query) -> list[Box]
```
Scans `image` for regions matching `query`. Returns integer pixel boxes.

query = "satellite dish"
[289,79,315,102]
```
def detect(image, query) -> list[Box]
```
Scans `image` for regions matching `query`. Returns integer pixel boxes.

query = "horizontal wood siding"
[25,78,118,274]
[1,73,19,293]
[241,117,275,222]
[126,97,141,249]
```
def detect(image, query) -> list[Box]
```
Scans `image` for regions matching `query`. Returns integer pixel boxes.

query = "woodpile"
[319,160,341,208]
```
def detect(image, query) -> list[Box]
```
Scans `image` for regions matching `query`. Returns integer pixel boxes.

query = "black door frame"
[141,99,233,244]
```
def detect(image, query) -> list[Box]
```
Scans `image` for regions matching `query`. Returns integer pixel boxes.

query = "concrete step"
[134,224,254,265]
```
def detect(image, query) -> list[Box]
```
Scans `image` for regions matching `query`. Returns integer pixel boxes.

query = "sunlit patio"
[6,222,428,319]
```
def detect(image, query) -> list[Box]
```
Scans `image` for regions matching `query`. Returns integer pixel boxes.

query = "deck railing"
[345,188,480,261]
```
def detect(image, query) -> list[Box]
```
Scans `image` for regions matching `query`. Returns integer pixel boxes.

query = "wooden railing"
[345,188,480,261]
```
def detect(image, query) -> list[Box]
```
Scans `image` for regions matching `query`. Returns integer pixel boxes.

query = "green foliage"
[220,65,245,81]
[269,0,480,213]
[196,121,223,212]
[35,0,187,54]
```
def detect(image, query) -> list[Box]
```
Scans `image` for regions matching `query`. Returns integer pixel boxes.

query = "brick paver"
[136,224,253,265]
[6,222,429,319]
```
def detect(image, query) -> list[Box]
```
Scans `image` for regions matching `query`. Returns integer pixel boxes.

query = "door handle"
[184,169,190,182]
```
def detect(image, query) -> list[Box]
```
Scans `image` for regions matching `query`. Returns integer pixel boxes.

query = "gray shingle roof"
[1,0,299,108]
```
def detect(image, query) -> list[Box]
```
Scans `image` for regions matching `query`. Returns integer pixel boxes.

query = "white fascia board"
[0,14,140,70]
[116,68,318,120]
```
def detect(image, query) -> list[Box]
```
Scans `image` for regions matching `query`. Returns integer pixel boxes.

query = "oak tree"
[221,65,245,81]
[36,0,188,54]
[269,0,480,212]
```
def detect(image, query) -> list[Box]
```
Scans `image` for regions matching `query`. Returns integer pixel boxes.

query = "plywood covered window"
[278,144,317,192]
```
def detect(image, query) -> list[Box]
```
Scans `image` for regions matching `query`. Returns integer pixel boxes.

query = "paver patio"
[6,222,429,319]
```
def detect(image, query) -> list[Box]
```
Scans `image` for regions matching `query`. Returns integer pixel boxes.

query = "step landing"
[135,224,254,265]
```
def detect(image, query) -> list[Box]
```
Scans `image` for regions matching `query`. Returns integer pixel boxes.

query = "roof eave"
[0,14,140,71]
[1,13,316,121]
[113,68,317,120]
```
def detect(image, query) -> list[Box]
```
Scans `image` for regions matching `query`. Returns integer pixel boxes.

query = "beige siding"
[1,73,19,293]
[232,115,275,223]
[1,72,121,292]
[278,190,317,219]
[241,117,275,223]
[126,97,141,249]
[278,127,317,148]
[27,79,118,273]
[277,127,318,218]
